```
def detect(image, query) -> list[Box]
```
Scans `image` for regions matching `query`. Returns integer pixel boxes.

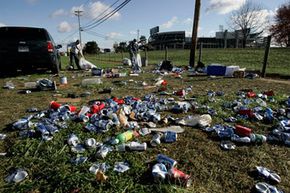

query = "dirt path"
[260,78,290,85]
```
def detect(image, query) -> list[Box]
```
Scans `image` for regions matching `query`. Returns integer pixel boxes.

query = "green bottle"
[116,130,134,143]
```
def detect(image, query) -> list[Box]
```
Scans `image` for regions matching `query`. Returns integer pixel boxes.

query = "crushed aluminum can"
[85,123,97,132]
[152,163,168,181]
[255,166,281,184]
[127,141,147,151]
[71,144,86,153]
[139,127,151,136]
[150,133,162,147]
[98,120,113,132]
[85,138,99,149]
[157,154,177,169]
[19,130,36,138]
[5,169,28,183]
[163,131,177,143]
[250,134,267,144]
[220,141,236,150]
[67,134,80,146]
[12,118,31,130]
[113,161,130,173]
[169,167,192,188]
[89,163,110,174]
[45,124,59,135]
[36,123,49,136]
[96,145,111,159]
[79,114,90,123]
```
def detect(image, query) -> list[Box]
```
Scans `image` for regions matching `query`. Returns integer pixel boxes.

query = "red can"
[50,101,61,110]
[91,103,105,114]
[247,92,256,98]
[238,109,254,118]
[235,124,252,136]
[169,167,192,188]
[176,89,185,97]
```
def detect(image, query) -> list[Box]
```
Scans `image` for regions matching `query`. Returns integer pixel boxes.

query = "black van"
[0,26,61,75]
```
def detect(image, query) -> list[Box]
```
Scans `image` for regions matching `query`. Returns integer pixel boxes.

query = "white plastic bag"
[79,57,97,70]
[136,54,142,68]
[122,58,132,66]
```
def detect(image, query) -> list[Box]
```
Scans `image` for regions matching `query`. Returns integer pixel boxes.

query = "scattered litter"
[255,182,283,193]
[255,166,281,183]
[3,81,15,89]
[36,79,57,91]
[0,133,7,140]
[96,171,108,182]
[220,141,236,150]
[113,161,130,173]
[152,163,167,181]
[149,126,184,133]
[89,163,110,174]
[5,169,28,183]
[71,156,88,165]
[176,114,212,128]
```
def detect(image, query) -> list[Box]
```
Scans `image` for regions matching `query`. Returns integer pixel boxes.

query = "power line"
[59,30,79,44]
[82,0,121,28]
[82,0,131,31]
[84,30,126,42]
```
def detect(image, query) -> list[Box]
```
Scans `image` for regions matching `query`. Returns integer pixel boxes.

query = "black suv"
[0,26,61,75]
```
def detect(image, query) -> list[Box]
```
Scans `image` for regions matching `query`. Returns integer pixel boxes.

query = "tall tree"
[84,41,100,54]
[228,0,266,48]
[270,2,290,47]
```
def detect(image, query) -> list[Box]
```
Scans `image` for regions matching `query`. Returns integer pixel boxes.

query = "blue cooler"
[207,64,226,76]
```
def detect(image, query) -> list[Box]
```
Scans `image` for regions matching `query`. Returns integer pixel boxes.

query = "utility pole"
[189,0,201,67]
[137,29,140,41]
[75,10,83,49]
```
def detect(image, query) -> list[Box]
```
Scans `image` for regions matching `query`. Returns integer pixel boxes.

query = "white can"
[60,76,67,84]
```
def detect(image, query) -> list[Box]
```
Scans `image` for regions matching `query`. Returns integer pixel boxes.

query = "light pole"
[75,10,83,49]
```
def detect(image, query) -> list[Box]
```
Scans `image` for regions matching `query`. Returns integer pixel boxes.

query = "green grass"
[0,54,290,193]
[65,48,290,76]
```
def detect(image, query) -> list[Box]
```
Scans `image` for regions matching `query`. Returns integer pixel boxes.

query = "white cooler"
[225,66,240,77]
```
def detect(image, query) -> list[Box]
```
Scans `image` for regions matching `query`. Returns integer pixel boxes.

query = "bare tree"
[270,1,290,47]
[228,0,266,48]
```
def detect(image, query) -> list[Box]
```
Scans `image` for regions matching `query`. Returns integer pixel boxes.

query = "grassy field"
[70,48,290,76]
[0,51,289,193]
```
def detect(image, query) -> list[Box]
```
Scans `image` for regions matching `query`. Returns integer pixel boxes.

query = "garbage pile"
[5,88,290,191]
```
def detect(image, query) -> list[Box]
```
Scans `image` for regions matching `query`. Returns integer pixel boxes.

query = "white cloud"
[70,5,85,16]
[0,22,6,27]
[50,9,67,18]
[183,18,193,24]
[106,32,122,40]
[206,0,246,14]
[57,21,72,33]
[85,1,121,19]
[161,16,178,29]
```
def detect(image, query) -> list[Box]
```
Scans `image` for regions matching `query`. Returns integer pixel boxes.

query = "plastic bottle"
[116,130,134,143]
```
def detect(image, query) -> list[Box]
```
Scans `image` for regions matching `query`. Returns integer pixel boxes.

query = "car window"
[0,27,48,41]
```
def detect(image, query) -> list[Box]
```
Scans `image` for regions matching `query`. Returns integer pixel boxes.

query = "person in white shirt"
[69,40,82,70]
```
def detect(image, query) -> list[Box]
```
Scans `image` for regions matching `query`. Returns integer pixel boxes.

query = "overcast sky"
[0,0,287,48]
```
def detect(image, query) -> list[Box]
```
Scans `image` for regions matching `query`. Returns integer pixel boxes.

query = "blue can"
[157,154,177,169]
[163,131,177,143]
